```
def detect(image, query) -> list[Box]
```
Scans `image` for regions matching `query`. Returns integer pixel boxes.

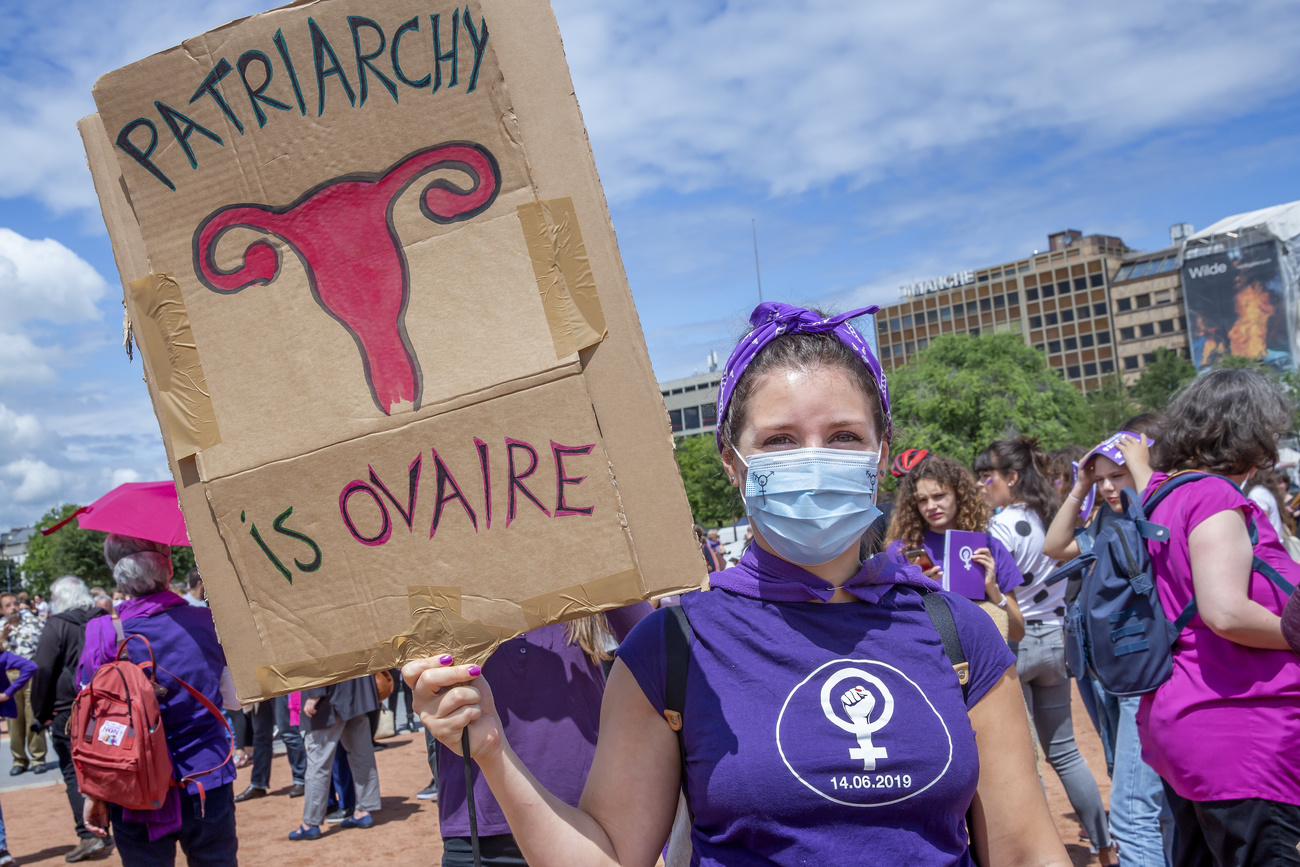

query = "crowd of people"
[2,301,1299,866]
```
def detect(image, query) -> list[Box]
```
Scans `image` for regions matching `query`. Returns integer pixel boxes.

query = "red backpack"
[70,628,230,812]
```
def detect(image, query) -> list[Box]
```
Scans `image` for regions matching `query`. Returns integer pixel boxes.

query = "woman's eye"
[832,432,863,442]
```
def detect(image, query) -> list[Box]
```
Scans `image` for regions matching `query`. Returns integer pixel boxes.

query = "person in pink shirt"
[1135,368,1300,867]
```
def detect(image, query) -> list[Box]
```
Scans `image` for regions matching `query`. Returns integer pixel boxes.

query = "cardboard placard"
[80,0,703,700]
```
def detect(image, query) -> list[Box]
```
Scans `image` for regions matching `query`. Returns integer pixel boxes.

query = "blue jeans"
[1075,667,1118,776]
[110,783,237,866]
[0,796,8,852]
[1110,695,1173,867]
[1014,622,1112,849]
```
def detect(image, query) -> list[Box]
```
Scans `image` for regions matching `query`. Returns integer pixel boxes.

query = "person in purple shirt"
[884,452,1025,642]
[78,535,237,867]
[0,650,36,721]
[436,606,650,866]
[406,303,1070,866]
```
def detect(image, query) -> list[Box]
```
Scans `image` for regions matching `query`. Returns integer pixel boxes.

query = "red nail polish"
[467,665,482,677]
[438,654,453,665]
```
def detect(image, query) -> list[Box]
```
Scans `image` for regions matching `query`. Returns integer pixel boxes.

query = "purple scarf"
[716,302,891,450]
[710,543,939,604]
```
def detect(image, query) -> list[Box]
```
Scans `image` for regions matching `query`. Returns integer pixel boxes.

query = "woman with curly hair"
[885,454,1025,641]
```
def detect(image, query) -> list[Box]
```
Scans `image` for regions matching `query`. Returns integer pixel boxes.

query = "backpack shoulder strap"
[922,592,970,703]
[662,604,694,810]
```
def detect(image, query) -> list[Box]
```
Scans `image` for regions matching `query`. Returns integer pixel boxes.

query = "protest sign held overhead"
[79,0,703,701]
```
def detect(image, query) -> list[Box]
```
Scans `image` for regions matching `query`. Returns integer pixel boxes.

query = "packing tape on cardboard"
[253,569,644,697]
[127,273,220,458]
[517,198,607,359]
[253,586,515,697]
[518,567,644,631]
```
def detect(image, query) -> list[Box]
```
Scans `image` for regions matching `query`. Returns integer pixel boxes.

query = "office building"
[660,371,721,437]
[876,231,1127,393]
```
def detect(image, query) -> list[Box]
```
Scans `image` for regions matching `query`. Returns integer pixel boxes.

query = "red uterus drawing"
[193,142,500,415]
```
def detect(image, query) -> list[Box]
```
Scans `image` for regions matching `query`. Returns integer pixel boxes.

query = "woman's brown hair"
[886,455,991,550]
[974,436,1061,528]
[1151,368,1291,476]
[566,613,615,663]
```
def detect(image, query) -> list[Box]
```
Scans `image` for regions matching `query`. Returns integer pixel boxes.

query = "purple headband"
[1071,430,1144,518]
[715,302,891,449]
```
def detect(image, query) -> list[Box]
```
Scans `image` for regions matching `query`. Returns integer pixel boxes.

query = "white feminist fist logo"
[820,669,895,770]
[959,545,974,571]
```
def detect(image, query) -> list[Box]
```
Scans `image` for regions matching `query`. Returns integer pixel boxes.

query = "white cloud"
[109,467,142,487]
[2,458,64,504]
[0,405,45,451]
[0,333,59,386]
[0,228,107,324]
[554,0,1300,201]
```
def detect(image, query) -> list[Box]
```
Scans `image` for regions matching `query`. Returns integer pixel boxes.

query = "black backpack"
[1047,472,1296,697]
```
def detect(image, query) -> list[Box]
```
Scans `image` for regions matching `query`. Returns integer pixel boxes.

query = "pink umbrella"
[42,481,190,547]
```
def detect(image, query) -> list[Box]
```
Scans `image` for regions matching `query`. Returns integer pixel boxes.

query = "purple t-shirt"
[618,580,1015,865]
[438,603,651,837]
[885,531,1021,595]
[79,591,234,796]
[1139,472,1300,804]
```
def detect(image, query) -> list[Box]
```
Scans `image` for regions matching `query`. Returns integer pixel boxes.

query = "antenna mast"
[752,219,764,303]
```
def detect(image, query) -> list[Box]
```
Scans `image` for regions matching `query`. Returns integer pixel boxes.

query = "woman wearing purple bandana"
[407,303,1070,866]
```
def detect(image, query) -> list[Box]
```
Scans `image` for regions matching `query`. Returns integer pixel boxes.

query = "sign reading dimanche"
[898,270,976,298]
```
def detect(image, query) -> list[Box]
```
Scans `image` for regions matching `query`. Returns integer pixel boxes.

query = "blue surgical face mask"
[739,447,882,567]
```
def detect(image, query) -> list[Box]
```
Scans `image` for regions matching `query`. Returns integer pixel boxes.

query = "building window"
[992,295,1005,309]
[1090,273,1104,287]
[939,306,951,321]
[1097,331,1111,344]
[671,388,683,395]
[881,345,892,358]
[1073,277,1087,292]
[902,314,913,328]
[1067,365,1081,379]
[684,406,700,430]
[1136,293,1151,309]
[969,328,980,336]
[1100,359,1115,373]
[918,338,930,350]
[1042,284,1056,298]
[1027,288,1039,301]
[905,341,916,354]
[1115,264,1134,281]
[1064,337,1078,350]
[1119,326,1135,341]
[877,320,888,334]
[1124,356,1139,370]
[684,384,697,392]
[1048,340,1062,353]
[979,298,992,312]
[1057,281,1071,295]
[1116,298,1132,312]
[1155,289,1172,305]
[889,317,900,331]
[1044,312,1058,326]
[1080,333,1095,348]
[1084,362,1098,376]
[1061,309,1075,323]
[927,309,939,323]
[1159,319,1176,334]
[1139,322,1155,338]
[1093,302,1106,317]
[1077,305,1091,320]
[1008,291,1019,306]
[702,403,717,426]
[1143,352,1156,365]
[1030,315,1043,329]
[669,409,683,432]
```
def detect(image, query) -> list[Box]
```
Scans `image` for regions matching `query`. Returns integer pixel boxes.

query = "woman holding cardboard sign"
[406,303,1069,866]
[884,453,1025,642]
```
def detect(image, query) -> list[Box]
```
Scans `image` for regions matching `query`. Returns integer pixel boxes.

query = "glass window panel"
[1120,326,1135,341]
[1117,298,1132,312]
[1097,331,1111,344]
[1093,302,1106,316]
[1027,288,1039,301]
[902,315,913,328]
[1090,273,1104,287]
[1159,319,1175,334]
[1061,309,1075,323]
[1064,337,1078,350]
[668,409,682,432]
[1115,265,1133,281]
[994,295,1006,308]
[684,406,700,429]
[1074,277,1087,291]
[889,317,901,331]
[702,403,717,425]
[941,306,952,320]
[1008,292,1019,306]
[1045,312,1059,325]
[1101,359,1115,373]
[1030,315,1043,329]
[1124,356,1139,370]
[1048,340,1062,353]
[1068,365,1081,379]
[1042,284,1055,298]
[1139,322,1155,337]
[1084,362,1098,376]
[1081,334,1094,348]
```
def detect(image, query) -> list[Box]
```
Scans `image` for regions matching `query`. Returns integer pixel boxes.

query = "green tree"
[20,505,112,596]
[1076,372,1139,447]
[674,433,744,527]
[888,333,1091,465]
[1129,348,1197,412]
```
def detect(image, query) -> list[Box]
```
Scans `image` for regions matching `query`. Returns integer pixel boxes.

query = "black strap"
[922,592,970,703]
[663,605,694,810]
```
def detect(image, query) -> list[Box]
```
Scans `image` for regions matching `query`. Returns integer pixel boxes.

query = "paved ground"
[0,686,1111,865]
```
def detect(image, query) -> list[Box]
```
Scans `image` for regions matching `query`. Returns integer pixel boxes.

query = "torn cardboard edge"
[253,577,658,697]
[127,274,221,459]
[518,198,607,360]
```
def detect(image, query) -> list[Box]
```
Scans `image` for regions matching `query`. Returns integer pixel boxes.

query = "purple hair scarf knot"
[715,302,891,450]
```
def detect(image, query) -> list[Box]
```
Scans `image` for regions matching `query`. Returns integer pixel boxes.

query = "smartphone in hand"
[905,548,934,572]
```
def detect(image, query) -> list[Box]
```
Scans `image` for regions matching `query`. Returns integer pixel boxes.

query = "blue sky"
[3,0,1300,530]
